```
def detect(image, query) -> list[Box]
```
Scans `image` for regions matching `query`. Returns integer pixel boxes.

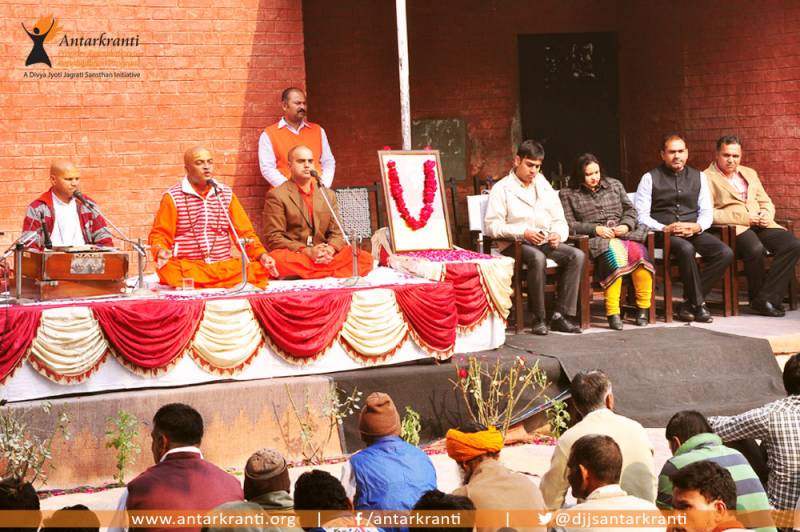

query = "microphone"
[72,190,95,208]
[310,169,323,188]
[39,212,52,249]
[206,178,220,191]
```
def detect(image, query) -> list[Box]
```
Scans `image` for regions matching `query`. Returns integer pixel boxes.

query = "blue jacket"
[350,435,437,526]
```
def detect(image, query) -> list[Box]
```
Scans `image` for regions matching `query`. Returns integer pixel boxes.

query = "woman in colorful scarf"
[559,153,654,330]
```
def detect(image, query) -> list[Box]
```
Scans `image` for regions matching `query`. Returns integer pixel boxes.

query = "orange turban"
[445,426,504,463]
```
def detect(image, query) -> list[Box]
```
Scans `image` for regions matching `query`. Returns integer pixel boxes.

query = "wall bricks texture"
[0,0,305,251]
[304,0,800,236]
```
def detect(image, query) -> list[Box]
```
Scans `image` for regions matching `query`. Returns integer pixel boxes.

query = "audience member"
[445,422,545,532]
[635,133,734,322]
[341,392,436,531]
[0,477,41,532]
[484,139,585,335]
[709,353,800,511]
[294,469,377,532]
[705,135,800,317]
[412,489,475,532]
[116,403,243,532]
[657,410,774,531]
[560,153,654,330]
[558,435,661,532]
[671,461,747,532]
[207,448,302,532]
[40,504,100,532]
[541,370,656,508]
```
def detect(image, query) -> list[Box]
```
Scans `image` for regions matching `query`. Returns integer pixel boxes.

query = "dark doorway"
[518,33,620,188]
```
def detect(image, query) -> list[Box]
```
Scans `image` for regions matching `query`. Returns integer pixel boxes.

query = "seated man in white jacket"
[484,140,585,334]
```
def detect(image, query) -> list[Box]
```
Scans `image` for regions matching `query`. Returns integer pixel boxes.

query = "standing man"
[259,87,335,188]
[484,140,585,334]
[705,135,800,317]
[22,160,113,250]
[635,134,734,322]
[148,146,278,289]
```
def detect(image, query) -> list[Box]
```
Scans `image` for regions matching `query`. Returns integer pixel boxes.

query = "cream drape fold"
[477,255,514,318]
[29,306,108,382]
[192,298,263,372]
[340,288,408,360]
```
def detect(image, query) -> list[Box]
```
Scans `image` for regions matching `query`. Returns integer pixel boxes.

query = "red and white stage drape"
[0,265,511,402]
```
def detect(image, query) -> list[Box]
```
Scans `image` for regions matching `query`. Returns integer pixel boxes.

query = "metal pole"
[395,0,411,150]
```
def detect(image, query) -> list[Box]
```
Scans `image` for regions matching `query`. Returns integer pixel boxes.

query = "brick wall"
[0,0,305,251]
[304,0,800,232]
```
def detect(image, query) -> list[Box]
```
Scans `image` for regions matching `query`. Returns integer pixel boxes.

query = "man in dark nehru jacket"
[634,133,733,322]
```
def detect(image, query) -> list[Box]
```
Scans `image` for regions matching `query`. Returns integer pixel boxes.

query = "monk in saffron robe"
[149,146,278,289]
[263,145,372,279]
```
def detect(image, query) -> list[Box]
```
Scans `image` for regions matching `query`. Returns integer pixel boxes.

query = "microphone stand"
[314,175,369,288]
[75,194,152,297]
[207,179,255,294]
[1,231,38,305]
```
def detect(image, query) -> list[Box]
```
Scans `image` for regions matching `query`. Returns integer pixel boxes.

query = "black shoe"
[750,298,784,317]
[775,302,787,316]
[635,308,649,326]
[550,313,582,334]
[694,303,713,323]
[530,319,549,335]
[677,302,695,322]
[607,314,623,330]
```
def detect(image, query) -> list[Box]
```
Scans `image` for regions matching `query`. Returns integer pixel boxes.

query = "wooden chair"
[728,220,799,315]
[573,232,658,326]
[467,189,592,333]
[626,193,734,322]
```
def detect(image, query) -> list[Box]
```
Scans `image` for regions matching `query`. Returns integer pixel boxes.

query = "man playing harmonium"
[148,146,278,289]
[21,160,113,250]
[262,144,372,279]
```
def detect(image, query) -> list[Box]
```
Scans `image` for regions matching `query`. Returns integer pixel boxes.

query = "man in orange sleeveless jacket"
[148,146,278,289]
[258,87,336,188]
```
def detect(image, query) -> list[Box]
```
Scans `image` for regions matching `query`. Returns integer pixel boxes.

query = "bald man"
[21,160,113,250]
[263,144,372,279]
[148,146,278,289]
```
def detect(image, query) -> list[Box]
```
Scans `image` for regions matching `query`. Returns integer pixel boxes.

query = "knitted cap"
[244,448,287,481]
[359,392,401,438]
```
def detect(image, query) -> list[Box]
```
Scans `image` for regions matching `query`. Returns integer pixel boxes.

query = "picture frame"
[377,150,453,252]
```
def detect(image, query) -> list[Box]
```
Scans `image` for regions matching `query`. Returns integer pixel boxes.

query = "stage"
[0,253,513,402]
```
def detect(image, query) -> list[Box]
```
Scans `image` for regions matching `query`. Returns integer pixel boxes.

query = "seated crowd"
[5,353,799,532]
[486,133,799,334]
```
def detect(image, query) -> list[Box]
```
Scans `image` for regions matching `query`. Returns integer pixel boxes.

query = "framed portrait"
[377,150,452,252]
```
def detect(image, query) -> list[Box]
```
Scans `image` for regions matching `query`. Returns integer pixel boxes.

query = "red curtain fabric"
[0,307,42,383]
[445,262,490,329]
[394,283,457,353]
[93,300,204,370]
[250,290,352,360]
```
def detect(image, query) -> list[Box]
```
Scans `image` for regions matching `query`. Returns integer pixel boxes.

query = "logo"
[22,15,62,67]
[537,512,553,526]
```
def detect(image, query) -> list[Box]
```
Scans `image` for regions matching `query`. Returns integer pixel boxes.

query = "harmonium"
[20,247,129,301]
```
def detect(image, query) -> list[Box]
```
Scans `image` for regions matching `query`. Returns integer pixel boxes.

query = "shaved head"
[288,144,312,162]
[50,159,78,179]
[184,145,212,166]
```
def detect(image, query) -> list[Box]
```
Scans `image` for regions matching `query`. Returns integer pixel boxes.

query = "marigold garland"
[386,159,438,231]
